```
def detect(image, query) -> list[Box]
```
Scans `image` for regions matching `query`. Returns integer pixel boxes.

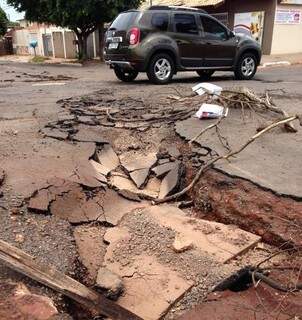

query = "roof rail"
[148,5,207,13]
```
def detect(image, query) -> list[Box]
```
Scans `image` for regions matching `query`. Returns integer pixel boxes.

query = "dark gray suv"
[104,6,262,84]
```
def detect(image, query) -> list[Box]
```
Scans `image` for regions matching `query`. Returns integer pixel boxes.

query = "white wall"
[271,4,302,54]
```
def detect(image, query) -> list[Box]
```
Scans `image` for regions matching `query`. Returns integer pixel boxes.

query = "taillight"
[129,28,140,45]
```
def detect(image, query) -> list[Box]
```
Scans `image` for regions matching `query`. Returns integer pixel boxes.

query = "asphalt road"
[0,61,302,197]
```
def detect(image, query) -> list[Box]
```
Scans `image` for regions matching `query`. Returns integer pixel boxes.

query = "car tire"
[234,53,257,80]
[196,70,215,81]
[147,53,174,84]
[114,66,138,82]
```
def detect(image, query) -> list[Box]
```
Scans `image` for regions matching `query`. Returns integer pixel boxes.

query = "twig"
[154,115,299,204]
[189,115,225,144]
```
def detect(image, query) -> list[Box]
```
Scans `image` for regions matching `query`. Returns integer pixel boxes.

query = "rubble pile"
[1,82,302,320]
[4,70,75,82]
[41,89,199,141]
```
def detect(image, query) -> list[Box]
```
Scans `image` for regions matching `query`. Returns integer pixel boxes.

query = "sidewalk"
[261,52,302,67]
[0,54,83,66]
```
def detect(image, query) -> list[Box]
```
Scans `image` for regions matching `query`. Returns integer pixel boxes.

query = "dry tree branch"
[221,88,297,132]
[189,115,226,144]
[154,115,300,204]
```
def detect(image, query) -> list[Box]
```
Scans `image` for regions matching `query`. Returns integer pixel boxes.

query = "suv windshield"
[110,11,139,30]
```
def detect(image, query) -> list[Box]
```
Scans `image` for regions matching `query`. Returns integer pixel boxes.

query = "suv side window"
[174,14,198,35]
[151,13,169,31]
[201,16,228,41]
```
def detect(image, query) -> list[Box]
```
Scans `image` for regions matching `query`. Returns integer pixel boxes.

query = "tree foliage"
[0,7,9,37]
[7,0,142,58]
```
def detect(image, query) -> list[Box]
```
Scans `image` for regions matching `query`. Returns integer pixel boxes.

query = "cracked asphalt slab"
[0,61,302,319]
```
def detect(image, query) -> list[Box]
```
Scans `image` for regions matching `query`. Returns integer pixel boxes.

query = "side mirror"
[229,30,235,38]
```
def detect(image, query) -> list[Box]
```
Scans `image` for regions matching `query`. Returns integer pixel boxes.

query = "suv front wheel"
[114,66,138,82]
[147,53,174,84]
[234,53,257,80]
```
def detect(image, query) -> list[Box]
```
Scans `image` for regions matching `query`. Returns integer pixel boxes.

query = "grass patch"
[30,56,50,63]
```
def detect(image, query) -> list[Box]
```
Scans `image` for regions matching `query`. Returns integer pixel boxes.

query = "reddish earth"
[177,284,302,320]
[189,169,302,248]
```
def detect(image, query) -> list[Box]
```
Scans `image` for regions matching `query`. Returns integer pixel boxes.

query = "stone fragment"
[145,205,261,263]
[159,163,180,199]
[96,145,120,172]
[15,234,25,243]
[173,234,193,253]
[41,128,69,140]
[129,168,149,189]
[96,267,124,299]
[152,161,178,178]
[0,282,59,320]
[74,225,107,281]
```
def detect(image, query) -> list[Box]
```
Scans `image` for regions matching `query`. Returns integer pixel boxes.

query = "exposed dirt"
[188,169,302,248]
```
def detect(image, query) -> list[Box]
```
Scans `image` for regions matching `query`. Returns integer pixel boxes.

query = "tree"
[7,0,142,59]
[0,7,8,37]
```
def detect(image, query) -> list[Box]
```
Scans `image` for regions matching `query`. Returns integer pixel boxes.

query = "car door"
[172,13,204,68]
[200,15,237,67]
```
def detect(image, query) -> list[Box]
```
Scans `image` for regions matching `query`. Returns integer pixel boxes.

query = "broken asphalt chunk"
[72,128,109,144]
[146,205,261,263]
[70,162,107,188]
[74,225,108,282]
[158,163,181,199]
[41,128,69,141]
[110,175,160,199]
[117,189,141,202]
[129,168,149,189]
[120,153,157,173]
[90,159,111,177]
[96,145,120,172]
[103,227,193,319]
[101,189,149,226]
[28,179,105,224]
[151,161,179,179]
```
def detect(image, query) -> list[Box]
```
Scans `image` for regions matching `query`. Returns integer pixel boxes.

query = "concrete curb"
[261,61,291,68]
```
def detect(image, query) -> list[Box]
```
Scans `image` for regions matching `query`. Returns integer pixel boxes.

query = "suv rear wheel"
[147,53,174,84]
[196,70,215,80]
[234,53,257,80]
[114,66,138,82]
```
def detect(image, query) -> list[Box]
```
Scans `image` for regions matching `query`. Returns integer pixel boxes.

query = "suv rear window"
[110,12,138,30]
[174,14,198,35]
